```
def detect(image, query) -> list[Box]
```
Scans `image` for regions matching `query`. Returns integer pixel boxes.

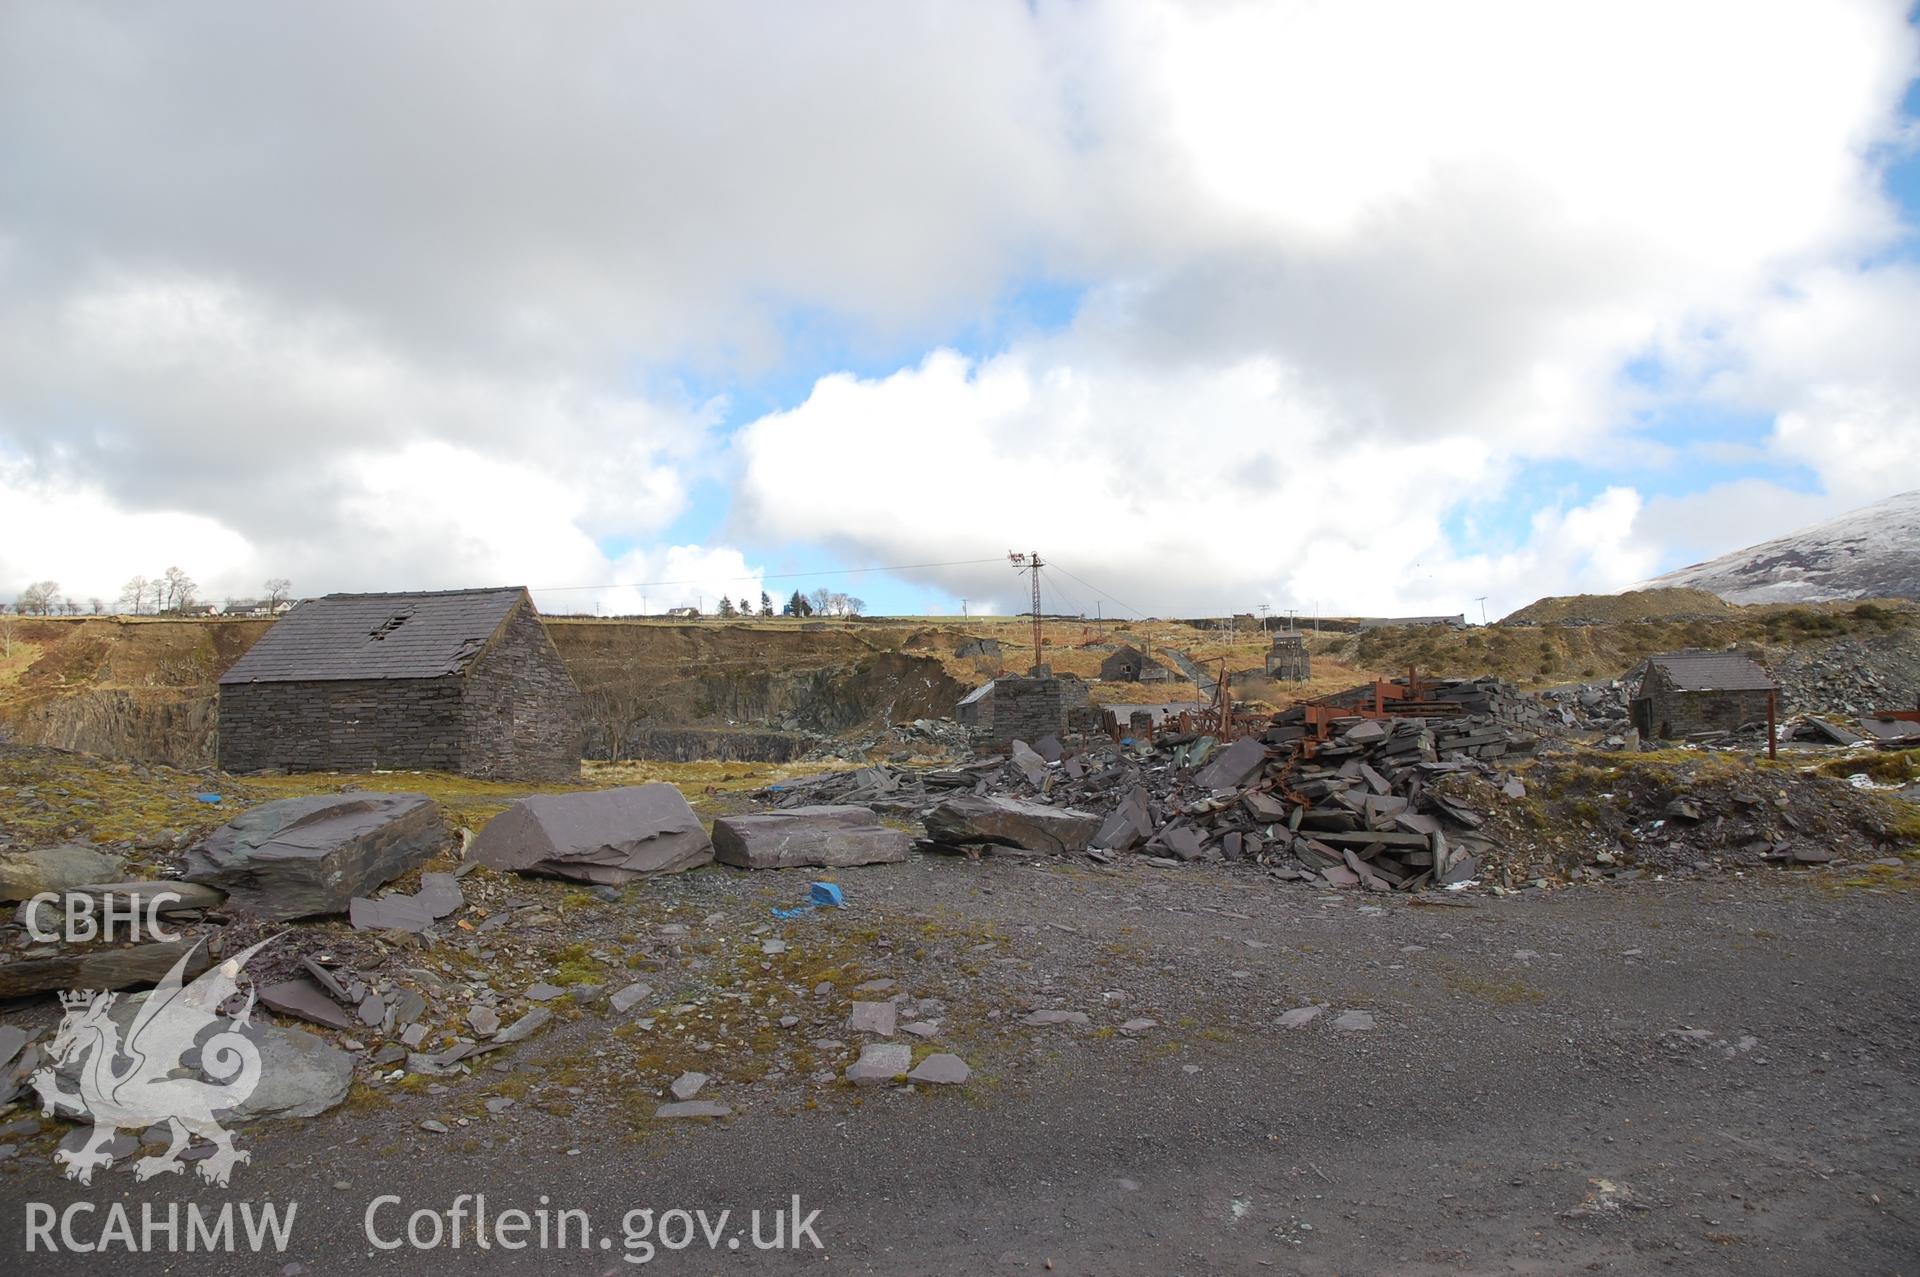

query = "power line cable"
[1044,559,1151,620]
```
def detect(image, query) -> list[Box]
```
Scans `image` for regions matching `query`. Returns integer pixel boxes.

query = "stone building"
[1099,645,1172,683]
[1628,650,1777,741]
[956,675,1090,750]
[218,587,581,779]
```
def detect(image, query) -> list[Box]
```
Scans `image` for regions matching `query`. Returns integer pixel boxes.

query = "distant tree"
[808,587,832,616]
[88,597,104,615]
[738,597,752,616]
[759,591,774,618]
[118,574,150,615]
[717,596,737,618]
[845,596,866,616]
[159,566,197,613]
[17,580,60,615]
[264,577,292,610]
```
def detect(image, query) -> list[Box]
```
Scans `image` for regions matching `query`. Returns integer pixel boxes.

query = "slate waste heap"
[767,675,1541,891]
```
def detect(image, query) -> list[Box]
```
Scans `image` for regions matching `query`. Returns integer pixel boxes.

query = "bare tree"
[16,580,60,615]
[582,688,648,762]
[845,596,867,616]
[808,587,832,616]
[159,566,197,614]
[118,574,150,614]
[88,597,103,615]
[264,577,292,610]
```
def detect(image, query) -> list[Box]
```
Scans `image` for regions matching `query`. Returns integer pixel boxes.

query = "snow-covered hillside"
[1636,490,1920,604]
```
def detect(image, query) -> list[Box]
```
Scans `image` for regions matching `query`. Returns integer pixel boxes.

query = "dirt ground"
[3,850,1916,1275]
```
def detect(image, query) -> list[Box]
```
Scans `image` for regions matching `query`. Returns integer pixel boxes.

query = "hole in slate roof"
[368,609,414,640]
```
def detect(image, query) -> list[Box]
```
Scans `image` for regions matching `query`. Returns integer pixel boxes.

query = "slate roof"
[957,680,996,707]
[1641,650,1776,693]
[218,588,529,684]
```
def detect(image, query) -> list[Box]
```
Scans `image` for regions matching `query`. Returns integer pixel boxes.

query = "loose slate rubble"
[184,793,447,920]
[746,678,1536,890]
[469,784,713,883]
[349,871,465,933]
[848,1001,898,1036]
[845,1042,912,1085]
[711,805,911,870]
[906,1054,971,1085]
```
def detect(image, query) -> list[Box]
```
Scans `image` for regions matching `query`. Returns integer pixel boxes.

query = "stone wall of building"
[218,677,465,773]
[972,676,1066,751]
[1634,673,1775,740]
[462,604,583,779]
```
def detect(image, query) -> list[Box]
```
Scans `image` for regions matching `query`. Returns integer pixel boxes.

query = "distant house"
[1628,650,1778,741]
[217,586,581,779]
[664,606,701,619]
[1099,645,1171,683]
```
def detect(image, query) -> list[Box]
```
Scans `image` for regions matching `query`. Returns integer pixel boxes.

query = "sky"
[2,1,1918,623]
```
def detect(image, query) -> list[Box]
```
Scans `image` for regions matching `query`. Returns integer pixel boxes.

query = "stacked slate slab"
[217,586,582,780]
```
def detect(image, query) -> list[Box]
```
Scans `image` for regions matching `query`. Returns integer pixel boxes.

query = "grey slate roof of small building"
[958,680,996,707]
[1642,650,1777,692]
[218,587,528,684]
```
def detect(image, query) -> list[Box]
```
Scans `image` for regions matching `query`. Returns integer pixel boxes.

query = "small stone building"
[1099,645,1171,683]
[955,675,1091,750]
[1629,650,1777,741]
[218,587,581,779]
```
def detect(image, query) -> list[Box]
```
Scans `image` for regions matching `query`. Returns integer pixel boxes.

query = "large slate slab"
[1093,786,1153,852]
[45,992,351,1122]
[468,785,713,884]
[712,806,910,870]
[923,795,1102,855]
[0,846,127,903]
[1194,736,1268,790]
[10,881,227,930]
[0,941,213,1001]
[184,794,446,920]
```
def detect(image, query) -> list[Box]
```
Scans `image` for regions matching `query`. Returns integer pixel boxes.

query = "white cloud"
[0,464,252,609]
[1,2,1916,615]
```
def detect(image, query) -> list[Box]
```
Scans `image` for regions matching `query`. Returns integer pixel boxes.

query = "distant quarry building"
[1629,650,1778,742]
[217,586,581,779]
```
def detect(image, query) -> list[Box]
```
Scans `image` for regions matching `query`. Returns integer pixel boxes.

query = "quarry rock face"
[711,805,911,870]
[184,793,446,920]
[923,794,1103,854]
[468,784,713,883]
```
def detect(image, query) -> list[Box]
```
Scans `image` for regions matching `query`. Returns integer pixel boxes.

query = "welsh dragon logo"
[31,936,277,1186]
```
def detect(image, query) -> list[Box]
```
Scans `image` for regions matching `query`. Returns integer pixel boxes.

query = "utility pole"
[1009,551,1045,674]
[960,598,968,618]
[1258,602,1269,634]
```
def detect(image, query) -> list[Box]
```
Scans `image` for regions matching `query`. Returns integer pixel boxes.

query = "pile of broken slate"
[766,707,1539,892]
[0,773,938,1148]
